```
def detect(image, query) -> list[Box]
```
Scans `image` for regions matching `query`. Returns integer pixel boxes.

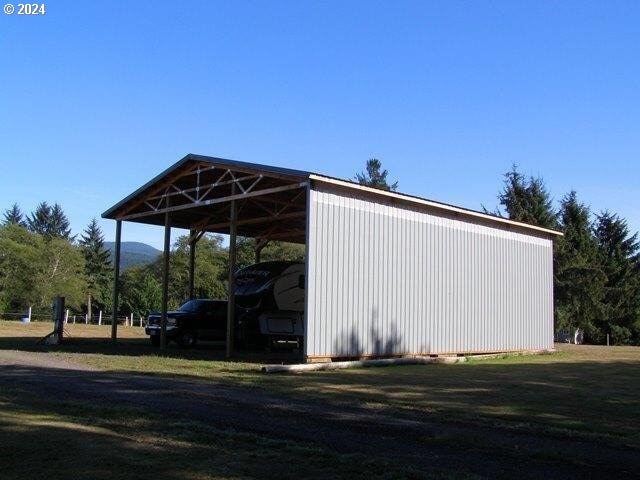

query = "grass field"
[1,320,639,479]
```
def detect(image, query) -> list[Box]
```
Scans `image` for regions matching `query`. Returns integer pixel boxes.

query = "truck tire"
[177,331,197,348]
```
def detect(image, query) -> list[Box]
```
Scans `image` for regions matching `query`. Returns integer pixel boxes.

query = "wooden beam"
[119,182,308,221]
[257,229,306,241]
[188,229,196,299]
[160,210,171,351]
[147,173,261,203]
[255,238,269,263]
[226,185,237,359]
[274,189,306,216]
[110,220,122,343]
[188,155,308,182]
[203,210,306,230]
[118,162,196,217]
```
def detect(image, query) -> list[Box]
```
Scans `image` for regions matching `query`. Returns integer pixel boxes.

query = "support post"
[226,188,237,358]
[64,309,69,324]
[255,239,268,264]
[51,296,65,344]
[98,310,102,325]
[28,306,32,322]
[111,220,122,343]
[160,211,171,351]
[188,229,196,299]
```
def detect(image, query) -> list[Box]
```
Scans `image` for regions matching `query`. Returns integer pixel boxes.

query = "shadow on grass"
[261,358,640,442]
[0,367,430,480]
[0,335,300,364]
[1,360,639,479]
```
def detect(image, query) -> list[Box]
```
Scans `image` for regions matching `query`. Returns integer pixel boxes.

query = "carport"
[102,154,310,356]
[104,153,559,362]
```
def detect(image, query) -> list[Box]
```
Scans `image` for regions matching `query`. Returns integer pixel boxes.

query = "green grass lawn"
[0,386,430,480]
[1,320,639,479]
[2,321,639,442]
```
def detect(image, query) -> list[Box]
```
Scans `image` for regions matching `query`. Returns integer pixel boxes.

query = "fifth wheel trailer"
[235,261,305,343]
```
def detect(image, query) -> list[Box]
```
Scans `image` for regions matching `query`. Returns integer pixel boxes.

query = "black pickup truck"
[146,299,228,347]
[146,261,305,348]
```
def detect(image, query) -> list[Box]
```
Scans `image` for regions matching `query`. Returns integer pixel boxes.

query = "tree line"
[0,202,304,319]
[356,159,640,345]
[491,166,640,345]
[1,202,112,318]
[1,160,638,344]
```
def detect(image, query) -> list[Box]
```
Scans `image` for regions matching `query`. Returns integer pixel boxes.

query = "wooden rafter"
[118,163,196,217]
[119,182,307,221]
[203,210,306,231]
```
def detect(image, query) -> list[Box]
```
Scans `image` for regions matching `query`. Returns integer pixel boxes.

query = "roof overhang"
[102,153,562,242]
[102,154,311,243]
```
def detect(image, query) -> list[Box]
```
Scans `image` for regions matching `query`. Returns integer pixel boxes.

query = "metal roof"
[102,153,562,239]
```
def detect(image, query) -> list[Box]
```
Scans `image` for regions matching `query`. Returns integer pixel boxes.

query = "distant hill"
[105,241,161,270]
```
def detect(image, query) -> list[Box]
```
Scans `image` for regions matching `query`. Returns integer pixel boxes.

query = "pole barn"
[103,154,561,362]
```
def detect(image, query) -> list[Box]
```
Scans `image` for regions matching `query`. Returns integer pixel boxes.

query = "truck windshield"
[178,300,203,313]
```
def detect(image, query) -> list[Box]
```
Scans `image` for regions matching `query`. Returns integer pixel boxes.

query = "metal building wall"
[305,183,554,360]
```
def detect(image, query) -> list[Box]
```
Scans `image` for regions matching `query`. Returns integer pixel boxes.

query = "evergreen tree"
[3,204,26,227]
[498,165,557,229]
[490,166,640,346]
[497,165,528,219]
[554,192,605,340]
[49,203,73,239]
[28,202,73,239]
[355,159,398,191]
[27,202,52,236]
[79,218,112,318]
[593,212,640,344]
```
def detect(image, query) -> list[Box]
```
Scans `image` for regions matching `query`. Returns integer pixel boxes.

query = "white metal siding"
[305,186,554,359]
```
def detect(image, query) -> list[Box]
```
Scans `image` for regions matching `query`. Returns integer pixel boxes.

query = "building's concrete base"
[263,349,555,373]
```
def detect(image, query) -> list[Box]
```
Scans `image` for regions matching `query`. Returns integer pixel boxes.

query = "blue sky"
[1,1,639,248]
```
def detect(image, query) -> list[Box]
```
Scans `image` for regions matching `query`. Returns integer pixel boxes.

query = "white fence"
[0,310,145,327]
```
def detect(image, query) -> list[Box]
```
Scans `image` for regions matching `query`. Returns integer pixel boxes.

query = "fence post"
[28,306,32,322]
[64,309,69,324]
[73,315,76,324]
[85,313,88,325]
[140,315,143,328]
[98,310,102,325]
[606,333,610,347]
